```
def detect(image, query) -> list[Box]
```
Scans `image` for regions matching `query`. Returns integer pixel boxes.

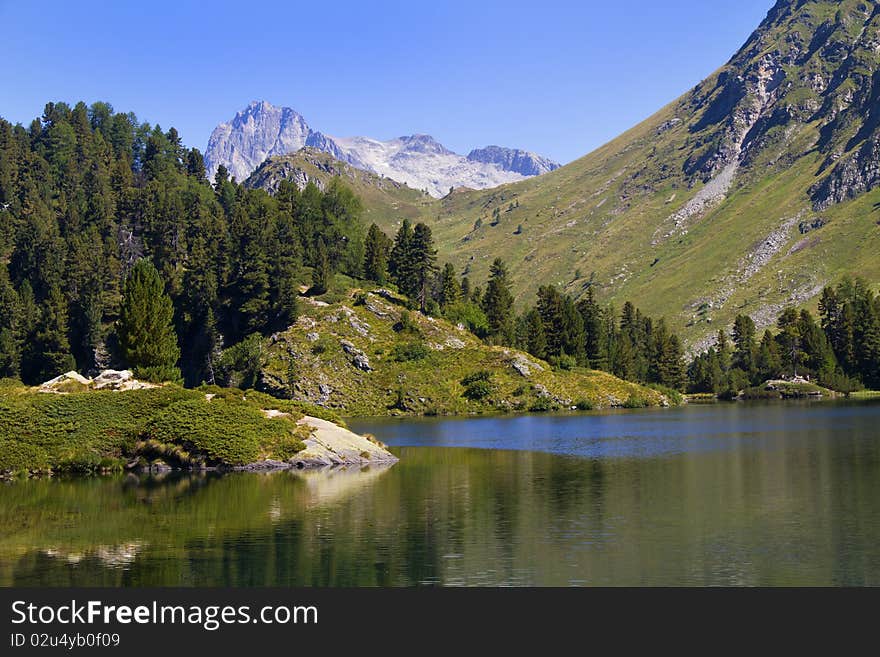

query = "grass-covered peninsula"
[0,379,372,477]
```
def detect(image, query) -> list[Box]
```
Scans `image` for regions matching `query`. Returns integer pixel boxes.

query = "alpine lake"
[3,400,880,586]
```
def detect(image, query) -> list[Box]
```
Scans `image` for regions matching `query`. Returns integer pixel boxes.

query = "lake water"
[2,401,880,586]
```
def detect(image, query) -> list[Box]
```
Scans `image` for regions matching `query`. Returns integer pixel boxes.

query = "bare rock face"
[340,340,372,372]
[38,370,158,393]
[467,146,560,176]
[205,101,338,182]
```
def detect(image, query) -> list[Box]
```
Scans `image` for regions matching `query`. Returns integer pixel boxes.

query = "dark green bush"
[463,380,493,401]
[461,370,493,386]
[528,396,556,412]
[549,354,577,371]
[392,341,430,362]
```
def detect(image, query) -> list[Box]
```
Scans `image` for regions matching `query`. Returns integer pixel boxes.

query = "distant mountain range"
[204,101,560,197]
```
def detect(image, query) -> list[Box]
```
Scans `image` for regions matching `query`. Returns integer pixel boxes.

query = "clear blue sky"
[0,0,774,164]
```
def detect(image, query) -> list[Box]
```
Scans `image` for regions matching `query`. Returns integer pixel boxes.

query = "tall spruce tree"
[756,329,781,381]
[409,223,438,311]
[310,238,331,296]
[31,284,75,382]
[438,262,461,310]
[482,258,515,345]
[117,259,181,382]
[577,286,606,370]
[389,219,414,294]
[732,314,758,382]
[363,223,390,284]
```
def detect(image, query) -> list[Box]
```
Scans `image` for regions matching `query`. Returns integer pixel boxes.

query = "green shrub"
[461,370,493,386]
[311,336,335,355]
[463,380,493,401]
[392,341,430,362]
[393,310,421,336]
[443,302,488,337]
[528,396,556,412]
[549,354,577,371]
[622,394,650,409]
[647,384,683,405]
[575,398,594,411]
[0,385,309,473]
[144,398,306,466]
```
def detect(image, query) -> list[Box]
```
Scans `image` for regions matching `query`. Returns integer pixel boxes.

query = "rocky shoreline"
[236,416,398,471]
[135,415,398,474]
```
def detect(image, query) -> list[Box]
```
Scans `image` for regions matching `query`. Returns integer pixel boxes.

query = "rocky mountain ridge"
[204,101,560,196]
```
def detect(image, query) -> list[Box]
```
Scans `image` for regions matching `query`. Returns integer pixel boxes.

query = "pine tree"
[560,295,586,365]
[310,238,331,296]
[820,285,856,375]
[577,286,606,370]
[537,285,565,357]
[776,308,802,378]
[438,262,461,310]
[482,258,515,345]
[798,309,837,381]
[389,219,414,294]
[524,309,546,359]
[732,314,758,382]
[460,276,471,301]
[756,329,781,381]
[363,223,390,284]
[409,223,438,311]
[117,259,181,382]
[0,268,20,378]
[32,284,75,382]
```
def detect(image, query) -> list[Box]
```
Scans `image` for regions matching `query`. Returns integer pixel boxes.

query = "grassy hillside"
[256,288,671,416]
[411,0,880,351]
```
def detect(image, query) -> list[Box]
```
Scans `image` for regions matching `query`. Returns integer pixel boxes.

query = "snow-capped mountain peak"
[204,102,560,196]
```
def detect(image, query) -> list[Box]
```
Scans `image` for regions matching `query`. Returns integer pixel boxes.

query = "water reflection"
[2,402,880,586]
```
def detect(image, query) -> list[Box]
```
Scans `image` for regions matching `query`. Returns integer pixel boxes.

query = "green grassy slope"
[413,0,880,350]
[258,288,670,416]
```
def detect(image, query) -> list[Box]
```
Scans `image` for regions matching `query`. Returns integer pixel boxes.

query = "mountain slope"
[409,0,880,351]
[244,148,434,227]
[205,101,560,196]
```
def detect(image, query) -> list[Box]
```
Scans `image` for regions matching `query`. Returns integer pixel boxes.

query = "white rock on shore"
[292,416,398,469]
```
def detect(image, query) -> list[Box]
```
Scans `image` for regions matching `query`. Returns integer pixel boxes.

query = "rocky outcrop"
[204,101,338,182]
[291,416,398,469]
[467,146,560,176]
[811,135,880,210]
[38,370,158,393]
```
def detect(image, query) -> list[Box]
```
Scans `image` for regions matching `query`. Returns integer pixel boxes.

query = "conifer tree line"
[688,278,880,395]
[2,101,877,396]
[0,101,364,385]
